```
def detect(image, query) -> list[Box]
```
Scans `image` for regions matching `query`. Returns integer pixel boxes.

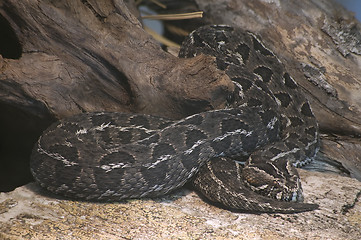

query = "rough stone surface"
[0,170,360,239]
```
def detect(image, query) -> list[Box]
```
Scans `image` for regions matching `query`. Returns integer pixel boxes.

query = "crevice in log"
[84,51,134,103]
[0,101,55,192]
[80,0,107,22]
[0,13,21,59]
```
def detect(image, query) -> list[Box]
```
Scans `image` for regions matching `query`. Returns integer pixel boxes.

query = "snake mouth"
[241,161,304,202]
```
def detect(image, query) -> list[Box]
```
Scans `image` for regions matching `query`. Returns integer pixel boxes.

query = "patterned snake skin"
[30,25,320,213]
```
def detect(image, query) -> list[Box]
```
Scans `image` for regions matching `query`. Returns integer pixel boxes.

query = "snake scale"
[30,25,320,213]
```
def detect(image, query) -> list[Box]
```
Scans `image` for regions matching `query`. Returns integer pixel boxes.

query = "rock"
[0,170,360,239]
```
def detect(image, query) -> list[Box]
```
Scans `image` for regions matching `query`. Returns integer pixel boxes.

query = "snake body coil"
[31,25,319,213]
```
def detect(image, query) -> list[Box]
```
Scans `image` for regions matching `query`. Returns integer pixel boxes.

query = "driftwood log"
[0,0,361,191]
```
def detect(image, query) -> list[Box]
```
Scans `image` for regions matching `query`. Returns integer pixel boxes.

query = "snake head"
[242,156,303,202]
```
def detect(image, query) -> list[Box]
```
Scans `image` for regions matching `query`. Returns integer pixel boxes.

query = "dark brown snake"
[30,25,320,213]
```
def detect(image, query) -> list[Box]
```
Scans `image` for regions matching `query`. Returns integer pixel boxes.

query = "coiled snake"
[31,25,320,213]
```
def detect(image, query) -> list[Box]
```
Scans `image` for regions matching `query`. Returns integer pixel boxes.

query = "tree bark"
[0,0,233,120]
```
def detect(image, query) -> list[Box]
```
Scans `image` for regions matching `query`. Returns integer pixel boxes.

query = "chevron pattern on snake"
[30,25,320,213]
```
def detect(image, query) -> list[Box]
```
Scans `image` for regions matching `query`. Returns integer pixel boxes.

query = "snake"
[30,25,320,213]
